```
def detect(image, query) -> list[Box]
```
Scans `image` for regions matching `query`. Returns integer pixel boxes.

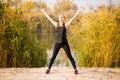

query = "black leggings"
[48,43,76,69]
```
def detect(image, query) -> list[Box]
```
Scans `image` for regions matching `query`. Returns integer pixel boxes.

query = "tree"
[53,0,78,13]
[20,1,35,13]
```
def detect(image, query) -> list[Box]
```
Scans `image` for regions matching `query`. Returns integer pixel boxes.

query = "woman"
[40,8,83,74]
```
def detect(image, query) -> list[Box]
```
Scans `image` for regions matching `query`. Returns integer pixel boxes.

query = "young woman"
[40,8,83,75]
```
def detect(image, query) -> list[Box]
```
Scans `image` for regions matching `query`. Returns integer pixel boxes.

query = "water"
[36,30,77,67]
[46,49,72,67]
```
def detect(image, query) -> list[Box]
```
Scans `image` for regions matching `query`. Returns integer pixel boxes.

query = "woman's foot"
[45,69,50,74]
[74,69,78,74]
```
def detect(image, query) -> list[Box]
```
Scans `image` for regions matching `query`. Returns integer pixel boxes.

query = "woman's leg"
[48,43,61,69]
[62,44,78,74]
[62,44,77,69]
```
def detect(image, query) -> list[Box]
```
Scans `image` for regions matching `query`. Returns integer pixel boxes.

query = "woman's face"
[59,14,65,22]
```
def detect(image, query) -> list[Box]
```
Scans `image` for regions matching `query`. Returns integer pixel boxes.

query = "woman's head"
[59,14,65,22]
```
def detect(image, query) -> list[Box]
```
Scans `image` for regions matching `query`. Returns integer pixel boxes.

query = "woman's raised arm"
[40,8,57,27]
[65,8,83,28]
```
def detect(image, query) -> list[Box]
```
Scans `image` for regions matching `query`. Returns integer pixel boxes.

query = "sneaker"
[45,69,50,74]
[74,69,78,74]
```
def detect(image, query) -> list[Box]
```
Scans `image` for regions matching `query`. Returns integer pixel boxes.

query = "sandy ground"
[0,67,120,80]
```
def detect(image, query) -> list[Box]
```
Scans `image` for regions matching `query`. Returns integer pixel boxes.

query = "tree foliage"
[53,0,77,13]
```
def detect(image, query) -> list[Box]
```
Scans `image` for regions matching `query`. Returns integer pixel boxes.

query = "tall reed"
[69,6,120,67]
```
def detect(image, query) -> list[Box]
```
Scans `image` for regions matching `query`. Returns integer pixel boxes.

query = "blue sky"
[23,0,120,11]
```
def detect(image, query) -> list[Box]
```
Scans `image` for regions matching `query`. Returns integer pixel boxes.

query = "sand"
[0,67,120,80]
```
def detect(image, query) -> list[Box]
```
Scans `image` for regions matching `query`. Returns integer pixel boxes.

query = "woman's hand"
[40,8,57,27]
[77,7,84,14]
[40,8,45,13]
[65,7,84,28]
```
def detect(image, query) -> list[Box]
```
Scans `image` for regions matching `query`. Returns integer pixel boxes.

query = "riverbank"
[0,67,120,80]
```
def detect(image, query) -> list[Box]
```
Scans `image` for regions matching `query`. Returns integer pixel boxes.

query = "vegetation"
[69,6,120,67]
[0,1,47,67]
